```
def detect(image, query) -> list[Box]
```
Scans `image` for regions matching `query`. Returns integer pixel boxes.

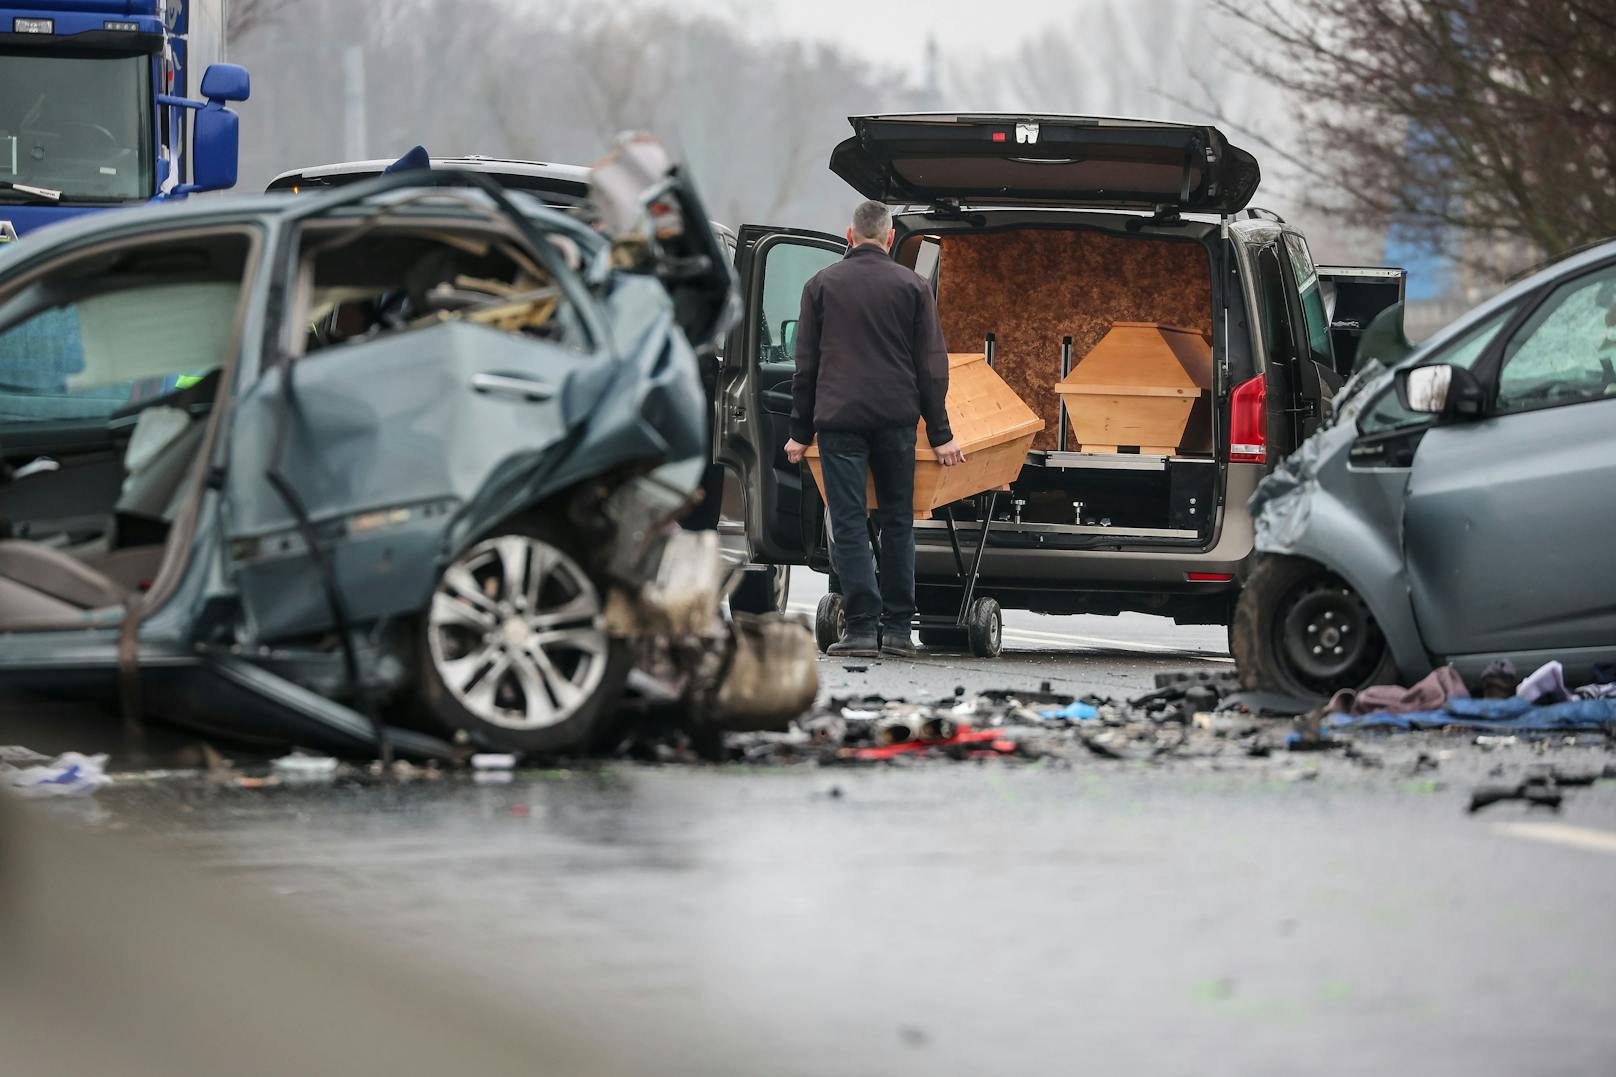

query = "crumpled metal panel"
[1248,362,1432,680]
[223,300,706,642]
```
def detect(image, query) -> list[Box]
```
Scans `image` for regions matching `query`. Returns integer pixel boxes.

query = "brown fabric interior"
[934,229,1214,450]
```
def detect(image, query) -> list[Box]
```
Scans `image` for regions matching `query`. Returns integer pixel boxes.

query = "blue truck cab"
[0,0,248,241]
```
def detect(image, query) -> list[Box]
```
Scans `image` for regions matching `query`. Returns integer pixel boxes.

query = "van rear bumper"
[908,463,1259,621]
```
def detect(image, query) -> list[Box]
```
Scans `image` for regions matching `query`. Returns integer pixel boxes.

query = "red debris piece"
[846,726,1011,762]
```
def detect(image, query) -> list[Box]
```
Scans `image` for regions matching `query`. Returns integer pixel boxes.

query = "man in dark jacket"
[784,200,962,657]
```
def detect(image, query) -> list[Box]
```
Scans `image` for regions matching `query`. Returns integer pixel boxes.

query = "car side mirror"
[780,319,798,355]
[191,104,240,192]
[1395,363,1485,419]
[162,64,249,195]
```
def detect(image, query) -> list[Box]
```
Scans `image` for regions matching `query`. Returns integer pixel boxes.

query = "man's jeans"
[817,427,916,640]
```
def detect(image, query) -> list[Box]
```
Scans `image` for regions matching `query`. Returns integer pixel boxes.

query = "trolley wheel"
[814,592,845,654]
[966,597,1002,658]
[918,626,968,651]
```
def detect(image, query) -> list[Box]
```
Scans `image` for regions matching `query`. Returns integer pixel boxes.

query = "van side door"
[715,226,845,563]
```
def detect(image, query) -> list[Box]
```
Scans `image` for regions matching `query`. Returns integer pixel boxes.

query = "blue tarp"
[1038,700,1100,721]
[1326,696,1616,732]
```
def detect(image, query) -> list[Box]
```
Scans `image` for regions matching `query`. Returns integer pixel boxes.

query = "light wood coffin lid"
[804,351,1045,516]
[1054,322,1214,399]
[804,351,1045,461]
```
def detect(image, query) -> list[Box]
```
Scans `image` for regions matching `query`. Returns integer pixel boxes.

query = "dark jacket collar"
[844,243,889,260]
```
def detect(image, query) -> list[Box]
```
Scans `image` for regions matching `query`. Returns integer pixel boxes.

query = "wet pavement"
[793,567,1238,703]
[12,568,1616,1073]
[71,756,1616,1075]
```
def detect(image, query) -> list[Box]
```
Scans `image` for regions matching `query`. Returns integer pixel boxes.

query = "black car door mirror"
[779,318,798,356]
[1395,362,1485,419]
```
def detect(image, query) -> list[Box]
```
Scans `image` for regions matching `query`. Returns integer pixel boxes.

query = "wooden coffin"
[1054,321,1213,455]
[806,351,1044,518]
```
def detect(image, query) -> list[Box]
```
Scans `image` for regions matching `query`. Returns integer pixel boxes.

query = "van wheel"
[966,597,1002,658]
[1233,555,1396,699]
[419,525,630,754]
[814,593,845,653]
[731,565,789,614]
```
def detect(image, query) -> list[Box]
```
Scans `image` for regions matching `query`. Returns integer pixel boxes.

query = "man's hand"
[933,439,965,467]
[784,438,809,465]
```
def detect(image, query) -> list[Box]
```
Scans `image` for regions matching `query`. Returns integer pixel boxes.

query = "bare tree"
[225,0,915,228]
[1214,0,1616,275]
[226,0,299,42]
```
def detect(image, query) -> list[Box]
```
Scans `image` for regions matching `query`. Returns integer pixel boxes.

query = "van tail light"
[1229,374,1267,463]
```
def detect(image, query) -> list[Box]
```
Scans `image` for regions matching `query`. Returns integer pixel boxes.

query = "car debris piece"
[270,753,340,785]
[709,613,819,733]
[1468,776,1565,814]
[0,752,110,798]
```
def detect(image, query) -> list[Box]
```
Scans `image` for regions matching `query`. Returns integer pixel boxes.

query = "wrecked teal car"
[0,139,808,757]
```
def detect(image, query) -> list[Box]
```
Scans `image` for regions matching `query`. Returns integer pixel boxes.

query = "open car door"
[1317,264,1407,374]
[715,226,846,563]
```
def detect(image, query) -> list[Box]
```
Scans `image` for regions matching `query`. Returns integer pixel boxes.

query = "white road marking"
[787,605,1233,662]
[1494,822,1616,856]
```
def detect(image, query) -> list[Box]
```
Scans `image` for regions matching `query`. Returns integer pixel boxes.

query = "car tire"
[965,597,1003,658]
[418,523,631,754]
[814,592,845,653]
[730,564,789,615]
[1233,554,1397,698]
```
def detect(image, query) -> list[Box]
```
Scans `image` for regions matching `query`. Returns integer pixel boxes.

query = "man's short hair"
[851,200,892,242]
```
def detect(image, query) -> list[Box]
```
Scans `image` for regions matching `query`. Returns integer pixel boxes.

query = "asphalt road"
[26,566,1614,1075]
[790,566,1236,702]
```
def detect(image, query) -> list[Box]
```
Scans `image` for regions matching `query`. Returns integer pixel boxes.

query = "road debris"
[1,751,110,798]
[1469,776,1565,814]
[271,753,340,786]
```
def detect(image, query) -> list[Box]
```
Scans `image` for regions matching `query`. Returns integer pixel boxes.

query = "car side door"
[1403,258,1616,664]
[1241,233,1331,460]
[715,226,845,563]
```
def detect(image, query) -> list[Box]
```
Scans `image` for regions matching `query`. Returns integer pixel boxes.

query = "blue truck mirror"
[192,105,241,192]
[200,63,251,103]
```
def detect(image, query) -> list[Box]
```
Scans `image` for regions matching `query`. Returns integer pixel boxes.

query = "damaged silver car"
[1236,239,1616,697]
[0,135,816,756]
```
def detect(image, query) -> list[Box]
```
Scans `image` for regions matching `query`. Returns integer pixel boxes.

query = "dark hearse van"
[717,114,1403,654]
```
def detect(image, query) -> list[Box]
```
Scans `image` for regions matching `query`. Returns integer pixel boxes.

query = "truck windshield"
[0,49,153,203]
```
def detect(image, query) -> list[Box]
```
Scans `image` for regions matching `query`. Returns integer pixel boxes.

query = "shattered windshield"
[0,49,153,203]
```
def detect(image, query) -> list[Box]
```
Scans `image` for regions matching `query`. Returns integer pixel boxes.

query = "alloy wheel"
[427,535,609,730]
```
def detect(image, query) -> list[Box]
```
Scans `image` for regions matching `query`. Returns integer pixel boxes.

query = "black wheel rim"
[1276,576,1386,693]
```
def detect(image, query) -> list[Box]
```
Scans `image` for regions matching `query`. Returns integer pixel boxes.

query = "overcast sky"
[605,0,1088,78]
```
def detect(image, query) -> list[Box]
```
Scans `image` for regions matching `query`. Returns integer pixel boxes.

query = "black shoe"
[828,633,880,658]
[880,636,922,659]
